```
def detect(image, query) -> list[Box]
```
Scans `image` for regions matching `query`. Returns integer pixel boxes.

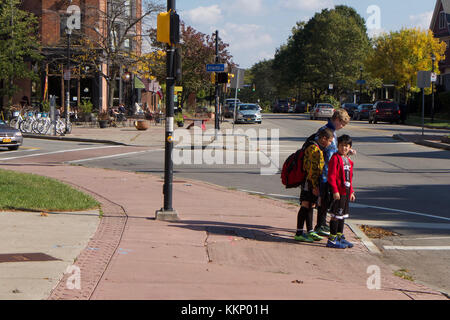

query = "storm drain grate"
[0,253,60,263]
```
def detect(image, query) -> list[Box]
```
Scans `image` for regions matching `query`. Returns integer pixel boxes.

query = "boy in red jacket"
[327,135,356,249]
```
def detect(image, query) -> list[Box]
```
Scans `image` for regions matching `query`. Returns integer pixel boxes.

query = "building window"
[440,11,446,29]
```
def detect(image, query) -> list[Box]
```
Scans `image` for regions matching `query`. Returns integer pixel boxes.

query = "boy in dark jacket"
[294,128,334,242]
[327,134,356,249]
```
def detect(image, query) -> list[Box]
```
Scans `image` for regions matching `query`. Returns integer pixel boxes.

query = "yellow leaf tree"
[366,28,446,98]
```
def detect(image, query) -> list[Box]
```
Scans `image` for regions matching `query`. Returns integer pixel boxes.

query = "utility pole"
[156,0,179,221]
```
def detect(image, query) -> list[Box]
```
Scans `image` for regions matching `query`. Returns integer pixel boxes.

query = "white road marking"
[407,236,450,241]
[66,149,164,163]
[0,145,122,161]
[383,246,450,251]
[236,189,450,224]
[350,203,450,222]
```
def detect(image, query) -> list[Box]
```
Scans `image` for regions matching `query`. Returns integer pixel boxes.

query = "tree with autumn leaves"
[366,28,446,101]
[147,22,233,111]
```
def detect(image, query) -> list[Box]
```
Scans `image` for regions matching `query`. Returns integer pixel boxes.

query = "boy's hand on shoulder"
[313,187,319,197]
[333,192,340,201]
[349,148,357,156]
[350,193,356,202]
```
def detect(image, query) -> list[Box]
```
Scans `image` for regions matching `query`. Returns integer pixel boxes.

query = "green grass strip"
[0,169,99,212]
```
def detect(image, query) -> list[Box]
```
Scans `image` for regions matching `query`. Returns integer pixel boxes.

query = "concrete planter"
[134,120,149,131]
[98,120,109,128]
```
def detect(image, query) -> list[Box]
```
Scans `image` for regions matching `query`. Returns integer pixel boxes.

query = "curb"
[346,222,382,255]
[392,134,450,151]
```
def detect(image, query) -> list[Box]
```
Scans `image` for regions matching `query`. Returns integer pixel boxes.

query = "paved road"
[5,113,450,295]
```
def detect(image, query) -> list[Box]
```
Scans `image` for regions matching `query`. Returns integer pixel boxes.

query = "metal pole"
[431,56,435,123]
[157,0,178,220]
[66,30,71,134]
[233,69,240,131]
[214,30,220,137]
[422,88,425,136]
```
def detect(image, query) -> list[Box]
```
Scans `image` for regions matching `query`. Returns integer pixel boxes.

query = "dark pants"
[315,182,332,229]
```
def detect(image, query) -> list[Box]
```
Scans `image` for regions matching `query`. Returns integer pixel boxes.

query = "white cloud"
[409,11,433,30]
[184,5,223,25]
[279,0,334,11]
[227,0,265,15]
[221,23,273,51]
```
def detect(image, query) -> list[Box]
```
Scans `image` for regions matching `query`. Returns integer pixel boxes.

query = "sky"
[174,0,437,69]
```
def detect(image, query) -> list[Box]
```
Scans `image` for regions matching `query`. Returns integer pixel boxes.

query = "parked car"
[0,120,23,151]
[235,104,262,124]
[368,101,401,124]
[295,101,307,113]
[352,104,373,121]
[273,99,290,113]
[310,103,335,120]
[341,103,359,118]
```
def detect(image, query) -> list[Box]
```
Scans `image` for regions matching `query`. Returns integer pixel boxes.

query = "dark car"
[294,101,307,113]
[273,99,290,113]
[0,120,23,150]
[352,104,373,121]
[341,103,359,117]
[368,101,401,124]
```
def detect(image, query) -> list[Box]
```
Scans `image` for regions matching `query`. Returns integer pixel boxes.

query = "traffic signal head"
[217,72,228,84]
[157,10,180,45]
[252,84,256,92]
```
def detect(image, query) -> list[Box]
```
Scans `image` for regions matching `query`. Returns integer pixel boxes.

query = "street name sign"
[206,64,226,72]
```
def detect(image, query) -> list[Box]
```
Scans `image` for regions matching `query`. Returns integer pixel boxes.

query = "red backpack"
[281,134,318,189]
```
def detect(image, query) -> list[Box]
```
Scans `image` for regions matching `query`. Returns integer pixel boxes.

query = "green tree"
[0,0,42,104]
[272,6,372,103]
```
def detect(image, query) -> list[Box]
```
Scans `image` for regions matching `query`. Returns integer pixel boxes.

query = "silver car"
[310,103,335,120]
[0,120,23,150]
[235,104,262,124]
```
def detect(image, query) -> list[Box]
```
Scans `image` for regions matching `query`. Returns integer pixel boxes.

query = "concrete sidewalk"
[3,123,448,300]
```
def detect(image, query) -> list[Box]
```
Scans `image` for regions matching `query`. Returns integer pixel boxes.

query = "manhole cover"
[0,253,60,263]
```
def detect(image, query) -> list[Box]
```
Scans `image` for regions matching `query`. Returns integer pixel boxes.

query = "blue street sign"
[206,64,226,72]
[356,79,366,85]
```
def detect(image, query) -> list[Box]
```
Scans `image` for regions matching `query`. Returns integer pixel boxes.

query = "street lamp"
[65,27,72,134]
[431,53,436,122]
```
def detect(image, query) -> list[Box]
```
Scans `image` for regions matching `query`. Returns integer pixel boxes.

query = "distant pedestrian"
[314,109,353,237]
[326,134,356,249]
[294,127,334,243]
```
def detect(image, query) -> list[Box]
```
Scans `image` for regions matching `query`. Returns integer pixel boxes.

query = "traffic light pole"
[214,30,220,137]
[156,0,179,221]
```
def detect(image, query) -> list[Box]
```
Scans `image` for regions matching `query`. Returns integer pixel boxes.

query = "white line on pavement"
[0,145,122,161]
[66,149,164,164]
[383,246,450,250]
[236,188,450,223]
[347,219,450,230]
[350,203,450,222]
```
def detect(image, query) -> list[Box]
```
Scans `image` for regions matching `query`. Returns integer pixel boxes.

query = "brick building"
[431,0,450,91]
[11,0,157,114]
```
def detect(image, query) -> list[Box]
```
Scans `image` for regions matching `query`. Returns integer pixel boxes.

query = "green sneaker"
[294,233,314,243]
[315,226,330,237]
[308,231,324,241]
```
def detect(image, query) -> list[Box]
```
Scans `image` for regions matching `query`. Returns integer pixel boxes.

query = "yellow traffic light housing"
[157,10,180,45]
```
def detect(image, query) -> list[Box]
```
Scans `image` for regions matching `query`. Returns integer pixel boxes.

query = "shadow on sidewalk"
[163,219,324,247]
